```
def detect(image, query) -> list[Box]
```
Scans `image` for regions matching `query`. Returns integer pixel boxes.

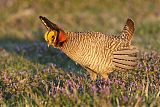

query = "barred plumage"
[39,16,138,80]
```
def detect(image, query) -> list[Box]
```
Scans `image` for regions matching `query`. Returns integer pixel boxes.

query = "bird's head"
[39,16,66,47]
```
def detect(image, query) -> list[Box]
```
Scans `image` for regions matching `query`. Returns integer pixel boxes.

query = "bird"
[39,16,138,80]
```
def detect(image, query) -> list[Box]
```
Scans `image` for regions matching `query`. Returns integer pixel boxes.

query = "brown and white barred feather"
[60,29,138,79]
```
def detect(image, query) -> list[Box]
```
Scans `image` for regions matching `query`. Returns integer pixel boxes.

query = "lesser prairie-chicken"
[39,16,138,80]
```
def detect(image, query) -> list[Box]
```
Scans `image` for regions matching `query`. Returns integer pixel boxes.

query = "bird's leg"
[100,68,113,80]
[100,73,108,80]
[84,67,97,80]
[89,71,97,80]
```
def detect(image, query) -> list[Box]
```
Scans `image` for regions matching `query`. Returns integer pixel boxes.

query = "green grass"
[0,0,160,106]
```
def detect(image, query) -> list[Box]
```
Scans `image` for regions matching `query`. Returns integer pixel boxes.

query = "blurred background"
[0,0,160,51]
[0,0,160,106]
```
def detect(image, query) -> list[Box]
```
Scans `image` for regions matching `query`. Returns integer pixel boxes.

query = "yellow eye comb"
[44,31,54,42]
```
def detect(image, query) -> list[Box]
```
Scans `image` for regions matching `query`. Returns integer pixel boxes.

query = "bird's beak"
[47,42,51,47]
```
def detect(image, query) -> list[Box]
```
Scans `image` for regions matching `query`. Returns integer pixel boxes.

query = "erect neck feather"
[59,31,66,42]
[55,31,67,48]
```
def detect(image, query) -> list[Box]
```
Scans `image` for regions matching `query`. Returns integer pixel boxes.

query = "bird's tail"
[112,46,138,71]
[121,18,135,41]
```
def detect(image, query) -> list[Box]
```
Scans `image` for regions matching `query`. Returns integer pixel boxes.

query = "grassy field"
[0,0,160,106]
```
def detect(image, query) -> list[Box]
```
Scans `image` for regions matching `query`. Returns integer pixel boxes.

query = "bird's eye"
[52,36,55,40]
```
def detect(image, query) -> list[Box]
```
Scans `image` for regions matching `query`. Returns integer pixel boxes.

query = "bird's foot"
[100,73,108,80]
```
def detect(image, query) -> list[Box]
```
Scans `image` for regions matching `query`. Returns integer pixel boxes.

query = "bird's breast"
[61,39,113,73]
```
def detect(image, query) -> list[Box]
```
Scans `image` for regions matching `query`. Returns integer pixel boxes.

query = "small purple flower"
[91,85,98,93]
[122,96,128,102]
[66,80,72,85]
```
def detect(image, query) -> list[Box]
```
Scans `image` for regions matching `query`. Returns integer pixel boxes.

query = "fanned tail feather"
[121,18,135,41]
[113,47,138,71]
